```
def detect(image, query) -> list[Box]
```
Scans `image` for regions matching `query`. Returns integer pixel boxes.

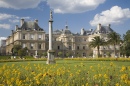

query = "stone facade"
[6,19,120,57]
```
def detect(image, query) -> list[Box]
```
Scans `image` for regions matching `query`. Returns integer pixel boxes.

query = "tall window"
[31,34,34,39]
[58,46,60,50]
[77,46,79,50]
[38,34,42,40]
[23,34,26,39]
[30,43,34,49]
[69,46,71,50]
[83,46,85,50]
[38,43,41,49]
[22,43,26,48]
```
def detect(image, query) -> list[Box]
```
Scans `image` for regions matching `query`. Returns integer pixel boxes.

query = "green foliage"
[43,52,47,57]
[106,52,111,57]
[121,30,130,57]
[12,45,22,55]
[89,36,105,57]
[66,52,71,57]
[58,51,63,57]
[107,32,121,57]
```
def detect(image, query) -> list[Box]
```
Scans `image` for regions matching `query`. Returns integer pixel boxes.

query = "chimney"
[81,28,84,35]
[108,24,111,28]
[89,29,93,32]
[97,23,101,30]
[20,18,24,27]
[35,19,38,24]
[15,25,18,31]
[11,30,14,34]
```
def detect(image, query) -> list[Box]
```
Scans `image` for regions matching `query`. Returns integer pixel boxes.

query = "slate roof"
[19,21,44,31]
[62,29,71,34]
[93,25,114,34]
[53,29,62,34]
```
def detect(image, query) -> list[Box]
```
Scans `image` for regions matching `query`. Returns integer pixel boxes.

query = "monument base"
[46,50,56,64]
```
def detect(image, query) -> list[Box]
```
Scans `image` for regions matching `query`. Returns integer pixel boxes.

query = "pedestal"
[46,50,56,64]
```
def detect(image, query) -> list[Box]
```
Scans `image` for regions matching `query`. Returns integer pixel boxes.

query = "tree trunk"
[97,46,100,58]
[114,44,116,57]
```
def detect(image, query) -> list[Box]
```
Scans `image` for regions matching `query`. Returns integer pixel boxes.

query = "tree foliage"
[43,52,47,57]
[121,30,130,57]
[107,32,121,57]
[12,44,28,58]
[58,52,63,57]
[89,36,105,58]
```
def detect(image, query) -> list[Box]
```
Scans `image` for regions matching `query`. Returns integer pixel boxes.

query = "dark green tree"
[58,52,63,57]
[18,49,25,58]
[12,45,22,55]
[107,32,121,57]
[43,52,47,57]
[121,30,130,57]
[89,36,105,58]
[66,52,71,57]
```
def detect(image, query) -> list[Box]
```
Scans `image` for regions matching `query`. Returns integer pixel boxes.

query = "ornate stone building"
[6,19,120,57]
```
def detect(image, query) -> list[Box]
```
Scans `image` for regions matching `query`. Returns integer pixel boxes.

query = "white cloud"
[0,37,7,40]
[9,19,19,23]
[0,13,16,20]
[0,13,31,22]
[0,13,31,29]
[0,24,11,29]
[47,0,106,13]
[0,0,43,9]
[90,6,130,26]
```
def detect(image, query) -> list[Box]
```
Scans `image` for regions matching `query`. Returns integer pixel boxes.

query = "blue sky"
[0,0,130,39]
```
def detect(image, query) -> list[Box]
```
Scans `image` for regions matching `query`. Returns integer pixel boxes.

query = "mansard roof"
[93,24,114,34]
[53,29,62,34]
[62,29,71,34]
[20,21,44,31]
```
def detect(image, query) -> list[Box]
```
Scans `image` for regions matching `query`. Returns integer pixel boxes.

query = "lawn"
[0,60,130,86]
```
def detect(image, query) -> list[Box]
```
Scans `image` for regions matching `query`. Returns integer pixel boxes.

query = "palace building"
[6,19,120,57]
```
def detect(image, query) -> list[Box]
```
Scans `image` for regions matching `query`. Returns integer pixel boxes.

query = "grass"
[0,59,130,86]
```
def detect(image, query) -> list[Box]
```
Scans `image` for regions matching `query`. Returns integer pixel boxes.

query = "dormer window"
[22,34,26,39]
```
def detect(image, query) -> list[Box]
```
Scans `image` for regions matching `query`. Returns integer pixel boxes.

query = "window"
[22,43,26,48]
[83,46,85,50]
[38,34,42,40]
[23,34,26,39]
[31,34,34,39]
[83,53,86,57]
[77,46,79,50]
[69,46,71,50]
[38,43,41,49]
[30,43,34,49]
[58,46,60,50]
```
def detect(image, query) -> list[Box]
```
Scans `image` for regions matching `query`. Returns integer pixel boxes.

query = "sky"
[0,0,130,39]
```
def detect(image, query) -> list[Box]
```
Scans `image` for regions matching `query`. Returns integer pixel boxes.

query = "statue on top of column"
[50,9,53,20]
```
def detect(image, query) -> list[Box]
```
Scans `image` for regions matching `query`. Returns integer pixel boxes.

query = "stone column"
[46,10,56,64]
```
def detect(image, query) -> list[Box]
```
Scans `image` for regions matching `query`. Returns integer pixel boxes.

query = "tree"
[43,52,47,57]
[18,47,28,58]
[12,45,22,55]
[89,36,105,58]
[107,32,121,57]
[18,49,25,58]
[66,52,71,57]
[58,52,63,57]
[121,30,130,57]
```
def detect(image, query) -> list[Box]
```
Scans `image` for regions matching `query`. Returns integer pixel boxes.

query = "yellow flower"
[104,74,108,79]
[120,66,126,72]
[90,66,93,69]
[115,83,120,86]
